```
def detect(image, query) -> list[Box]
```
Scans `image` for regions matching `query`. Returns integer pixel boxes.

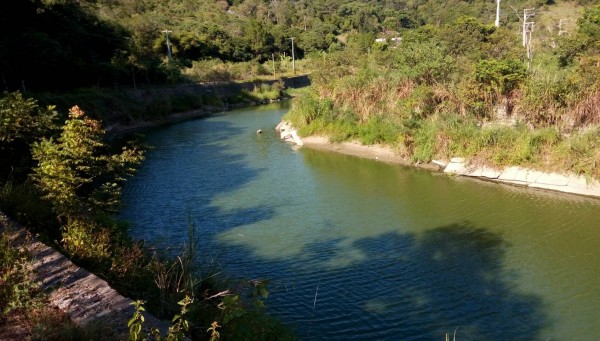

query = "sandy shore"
[301,136,441,170]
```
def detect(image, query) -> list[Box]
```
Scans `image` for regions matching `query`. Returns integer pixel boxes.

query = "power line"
[522,8,535,48]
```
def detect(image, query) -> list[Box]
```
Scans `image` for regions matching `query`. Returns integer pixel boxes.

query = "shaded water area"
[120,102,600,340]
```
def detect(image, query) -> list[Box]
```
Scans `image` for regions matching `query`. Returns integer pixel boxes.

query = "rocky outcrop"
[442,158,600,198]
[276,120,303,146]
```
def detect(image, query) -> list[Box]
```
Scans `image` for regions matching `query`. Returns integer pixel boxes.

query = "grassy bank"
[286,90,600,179]
[284,7,600,180]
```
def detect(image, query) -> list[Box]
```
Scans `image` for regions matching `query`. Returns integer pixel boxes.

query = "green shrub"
[0,231,38,318]
[0,182,57,236]
[358,116,401,145]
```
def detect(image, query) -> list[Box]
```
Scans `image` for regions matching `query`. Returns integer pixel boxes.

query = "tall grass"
[285,39,600,179]
[241,82,284,102]
[183,58,311,83]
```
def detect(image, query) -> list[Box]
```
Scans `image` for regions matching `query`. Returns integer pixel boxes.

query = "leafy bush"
[31,105,144,217]
[0,231,38,318]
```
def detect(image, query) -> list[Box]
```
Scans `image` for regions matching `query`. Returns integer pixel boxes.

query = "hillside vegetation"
[285,2,600,179]
[0,0,574,91]
[2,0,600,339]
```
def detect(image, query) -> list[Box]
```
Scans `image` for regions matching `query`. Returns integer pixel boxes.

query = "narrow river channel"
[120,101,600,340]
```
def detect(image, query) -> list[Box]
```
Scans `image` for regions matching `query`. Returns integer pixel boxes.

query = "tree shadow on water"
[121,118,276,248]
[278,222,548,341]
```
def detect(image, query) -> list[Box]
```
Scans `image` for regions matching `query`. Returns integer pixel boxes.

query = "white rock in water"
[280,130,293,140]
[290,130,304,146]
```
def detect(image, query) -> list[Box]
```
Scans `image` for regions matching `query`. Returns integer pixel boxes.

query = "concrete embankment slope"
[276,120,600,199]
[441,158,600,198]
[0,213,169,338]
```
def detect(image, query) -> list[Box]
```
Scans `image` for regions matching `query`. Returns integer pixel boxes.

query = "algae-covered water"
[120,102,600,340]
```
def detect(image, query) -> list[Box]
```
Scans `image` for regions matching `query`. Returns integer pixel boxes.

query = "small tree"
[0,91,58,181]
[31,105,144,219]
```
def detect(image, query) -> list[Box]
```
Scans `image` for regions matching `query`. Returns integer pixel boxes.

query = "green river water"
[120,101,600,340]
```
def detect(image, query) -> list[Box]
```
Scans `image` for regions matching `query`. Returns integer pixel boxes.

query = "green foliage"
[242,82,284,102]
[31,106,144,217]
[358,116,401,145]
[555,126,600,178]
[386,38,455,84]
[442,16,497,58]
[61,218,112,262]
[219,294,247,325]
[475,59,527,96]
[0,182,56,235]
[167,296,193,341]
[0,92,58,145]
[0,231,38,318]
[207,321,221,341]
[0,230,100,340]
[0,92,59,181]
[282,1,600,180]
[285,90,333,127]
[0,0,130,90]
[128,300,147,341]
[411,119,438,163]
[557,5,600,66]
[127,297,192,341]
[152,220,201,318]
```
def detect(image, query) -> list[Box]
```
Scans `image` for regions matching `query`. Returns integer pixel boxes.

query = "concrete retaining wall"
[0,213,169,338]
[128,75,311,100]
[441,158,600,198]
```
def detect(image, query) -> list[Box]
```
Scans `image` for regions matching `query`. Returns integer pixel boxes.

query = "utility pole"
[558,19,567,36]
[523,8,535,62]
[290,37,296,75]
[162,29,173,60]
[495,0,501,27]
[523,9,535,47]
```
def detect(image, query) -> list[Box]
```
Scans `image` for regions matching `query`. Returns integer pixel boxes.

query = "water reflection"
[120,115,275,248]
[240,223,547,340]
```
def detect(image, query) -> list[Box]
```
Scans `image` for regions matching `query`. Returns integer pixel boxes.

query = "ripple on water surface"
[120,103,600,340]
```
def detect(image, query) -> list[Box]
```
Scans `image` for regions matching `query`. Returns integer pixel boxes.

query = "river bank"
[121,104,600,340]
[0,212,169,340]
[278,122,600,199]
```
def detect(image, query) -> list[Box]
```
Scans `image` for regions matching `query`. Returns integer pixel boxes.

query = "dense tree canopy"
[0,0,597,92]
